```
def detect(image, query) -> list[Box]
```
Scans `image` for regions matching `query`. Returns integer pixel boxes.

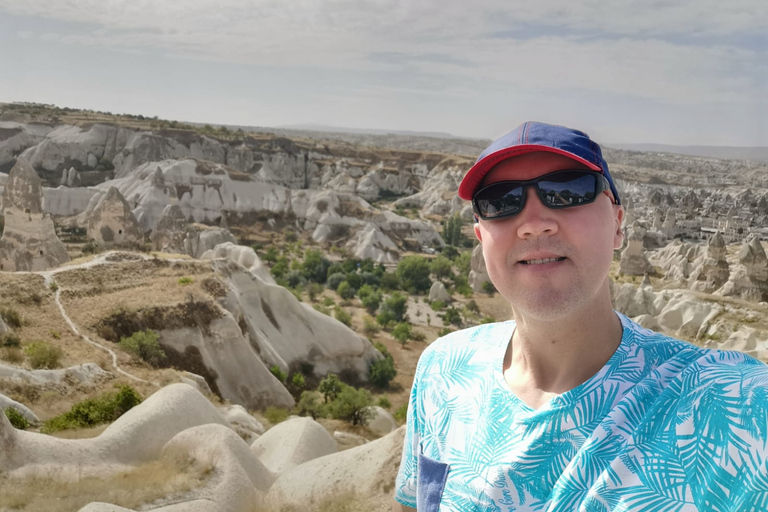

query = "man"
[392,122,768,511]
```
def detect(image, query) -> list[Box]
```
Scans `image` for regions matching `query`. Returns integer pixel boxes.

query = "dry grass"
[253,491,370,512]
[0,452,212,512]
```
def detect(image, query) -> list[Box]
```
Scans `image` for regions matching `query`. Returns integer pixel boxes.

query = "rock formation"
[468,243,491,292]
[201,242,275,284]
[149,203,188,254]
[718,236,768,302]
[86,186,144,247]
[619,227,654,276]
[688,232,730,293]
[429,281,452,302]
[250,417,338,475]
[0,157,69,271]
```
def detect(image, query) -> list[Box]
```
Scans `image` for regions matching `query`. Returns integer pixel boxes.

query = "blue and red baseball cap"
[458,121,621,205]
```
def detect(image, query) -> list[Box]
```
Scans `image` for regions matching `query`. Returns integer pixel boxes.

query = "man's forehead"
[480,152,593,186]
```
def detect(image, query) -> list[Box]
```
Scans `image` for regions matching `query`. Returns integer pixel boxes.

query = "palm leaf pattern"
[394,315,768,511]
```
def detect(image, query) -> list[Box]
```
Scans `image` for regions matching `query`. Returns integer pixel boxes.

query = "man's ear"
[613,206,625,249]
[474,222,483,243]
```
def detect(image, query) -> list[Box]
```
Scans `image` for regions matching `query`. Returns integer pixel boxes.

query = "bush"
[360,271,380,287]
[4,407,29,430]
[81,239,101,255]
[307,282,324,301]
[337,281,356,300]
[396,256,432,293]
[380,271,400,291]
[290,372,306,390]
[327,272,346,291]
[430,300,446,311]
[0,307,22,329]
[429,255,454,280]
[411,329,426,342]
[481,316,496,324]
[369,354,397,388]
[301,249,331,283]
[264,406,290,425]
[379,292,408,325]
[392,322,412,346]
[118,330,166,367]
[322,297,335,307]
[466,299,480,313]
[454,251,472,275]
[284,270,307,289]
[296,391,325,420]
[1,332,21,348]
[482,280,497,296]
[284,229,298,243]
[361,290,382,314]
[334,306,352,326]
[177,276,194,286]
[442,307,462,327]
[24,341,62,369]
[42,385,142,433]
[438,327,454,336]
[318,373,343,403]
[270,365,287,382]
[394,404,408,423]
[328,386,374,426]
[378,396,391,409]
[363,315,380,337]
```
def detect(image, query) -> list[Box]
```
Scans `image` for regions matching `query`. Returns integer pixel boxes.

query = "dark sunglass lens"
[538,173,597,207]
[475,183,524,218]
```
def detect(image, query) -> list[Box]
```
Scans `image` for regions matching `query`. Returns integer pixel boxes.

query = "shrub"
[411,329,426,342]
[0,307,22,329]
[296,391,325,420]
[264,406,289,425]
[363,315,380,337]
[284,229,298,243]
[360,271,380,287]
[24,341,62,369]
[361,291,382,314]
[301,249,331,283]
[270,256,290,279]
[42,385,142,433]
[482,280,497,296]
[118,330,166,367]
[269,365,287,382]
[49,280,59,292]
[393,403,408,423]
[379,271,400,291]
[337,281,356,300]
[261,246,279,263]
[81,239,101,255]
[307,282,324,301]
[438,327,454,336]
[396,256,432,293]
[327,272,346,291]
[379,292,408,324]
[392,322,412,346]
[284,270,307,289]
[328,386,373,426]
[466,299,480,313]
[334,306,352,327]
[429,255,454,280]
[4,407,29,430]
[177,277,194,286]
[430,300,446,311]
[369,354,397,388]
[377,396,391,409]
[322,297,335,307]
[454,251,472,275]
[313,304,331,316]
[291,372,306,390]
[441,245,459,259]
[318,373,343,403]
[481,316,496,324]
[442,307,462,327]
[1,332,21,348]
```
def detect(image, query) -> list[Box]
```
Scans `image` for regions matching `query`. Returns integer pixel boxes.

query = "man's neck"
[503,297,623,410]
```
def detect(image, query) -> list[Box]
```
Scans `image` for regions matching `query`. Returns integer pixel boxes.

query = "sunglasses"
[472,170,613,221]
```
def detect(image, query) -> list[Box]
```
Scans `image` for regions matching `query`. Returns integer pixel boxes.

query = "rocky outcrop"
[619,227,654,276]
[265,427,405,512]
[250,417,338,475]
[0,121,52,172]
[86,187,144,247]
[717,236,768,302]
[149,203,188,254]
[201,242,275,284]
[688,232,730,293]
[214,261,382,383]
[0,157,69,271]
[429,281,452,302]
[468,243,490,292]
[344,223,399,263]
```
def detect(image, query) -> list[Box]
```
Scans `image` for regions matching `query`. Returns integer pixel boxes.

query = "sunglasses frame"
[472,169,612,221]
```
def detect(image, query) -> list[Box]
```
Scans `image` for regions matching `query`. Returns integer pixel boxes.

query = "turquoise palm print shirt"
[394,313,768,511]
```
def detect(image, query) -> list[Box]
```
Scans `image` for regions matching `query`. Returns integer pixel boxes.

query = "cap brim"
[458,145,602,200]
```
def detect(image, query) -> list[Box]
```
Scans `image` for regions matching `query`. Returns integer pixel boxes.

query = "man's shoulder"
[416,321,514,374]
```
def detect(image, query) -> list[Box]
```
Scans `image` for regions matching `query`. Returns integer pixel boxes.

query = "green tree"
[442,214,464,246]
[429,255,454,280]
[361,290,382,314]
[392,322,412,346]
[380,271,400,291]
[334,305,352,326]
[454,250,472,276]
[270,256,291,279]
[318,373,343,403]
[328,386,374,426]
[296,391,325,420]
[337,281,356,300]
[377,292,407,326]
[369,353,397,388]
[396,256,432,293]
[301,249,331,283]
[118,330,166,367]
[442,307,462,327]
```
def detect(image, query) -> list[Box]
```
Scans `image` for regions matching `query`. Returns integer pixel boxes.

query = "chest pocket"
[417,451,450,512]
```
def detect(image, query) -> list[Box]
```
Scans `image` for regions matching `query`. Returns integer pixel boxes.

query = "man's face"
[473,152,624,321]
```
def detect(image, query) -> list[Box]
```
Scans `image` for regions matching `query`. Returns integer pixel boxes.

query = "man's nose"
[516,187,559,239]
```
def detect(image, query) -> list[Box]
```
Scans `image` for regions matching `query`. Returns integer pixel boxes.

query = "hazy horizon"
[1,1,766,147]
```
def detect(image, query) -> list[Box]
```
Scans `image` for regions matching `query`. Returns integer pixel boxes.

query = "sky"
[0,0,766,146]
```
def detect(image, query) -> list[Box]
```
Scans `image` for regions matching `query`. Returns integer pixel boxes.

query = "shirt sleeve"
[394,354,425,508]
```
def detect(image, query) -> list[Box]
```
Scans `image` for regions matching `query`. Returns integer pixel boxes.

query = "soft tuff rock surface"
[468,243,491,292]
[620,226,654,276]
[86,186,144,247]
[265,426,405,512]
[0,157,69,271]
[428,281,452,303]
[250,417,338,475]
[201,242,275,284]
[688,232,729,293]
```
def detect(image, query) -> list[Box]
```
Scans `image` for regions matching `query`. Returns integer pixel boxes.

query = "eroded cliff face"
[0,157,68,271]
